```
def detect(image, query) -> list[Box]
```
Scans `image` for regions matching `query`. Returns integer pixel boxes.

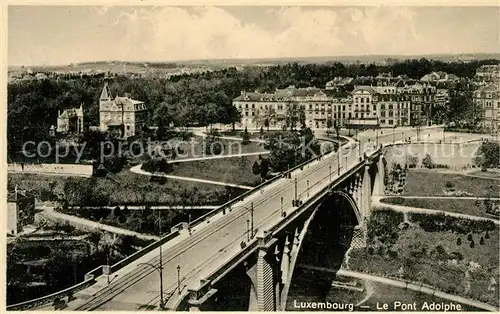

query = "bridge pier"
[373,155,386,196]
[247,234,282,311]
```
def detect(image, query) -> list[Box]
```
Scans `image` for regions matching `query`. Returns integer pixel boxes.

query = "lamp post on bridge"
[250,202,254,238]
[280,197,284,217]
[335,123,340,175]
[177,265,181,295]
[329,165,332,182]
[246,219,250,241]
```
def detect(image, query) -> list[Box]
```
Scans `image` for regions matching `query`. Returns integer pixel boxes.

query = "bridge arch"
[280,190,362,310]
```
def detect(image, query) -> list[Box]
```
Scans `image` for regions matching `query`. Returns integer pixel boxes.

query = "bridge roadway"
[74,126,442,311]
[73,147,360,310]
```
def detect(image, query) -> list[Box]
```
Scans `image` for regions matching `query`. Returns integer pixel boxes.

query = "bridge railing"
[110,230,180,273]
[187,148,384,302]
[11,139,355,310]
[189,141,342,229]
[6,278,96,311]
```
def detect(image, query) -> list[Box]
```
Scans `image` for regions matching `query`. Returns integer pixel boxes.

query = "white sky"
[8,5,500,66]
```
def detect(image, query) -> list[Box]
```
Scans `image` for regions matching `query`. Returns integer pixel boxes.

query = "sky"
[7,5,500,66]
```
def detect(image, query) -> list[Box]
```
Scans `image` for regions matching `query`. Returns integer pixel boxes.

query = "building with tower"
[56,104,84,134]
[98,83,148,138]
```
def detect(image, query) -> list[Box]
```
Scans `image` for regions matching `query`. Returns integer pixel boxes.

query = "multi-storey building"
[475,65,500,83]
[99,83,148,138]
[233,86,352,130]
[57,104,84,134]
[233,77,437,130]
[473,83,500,131]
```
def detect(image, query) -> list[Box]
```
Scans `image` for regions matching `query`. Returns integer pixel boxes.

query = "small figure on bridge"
[240,241,246,249]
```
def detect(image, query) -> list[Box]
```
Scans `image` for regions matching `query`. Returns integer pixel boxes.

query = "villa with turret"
[98,83,148,138]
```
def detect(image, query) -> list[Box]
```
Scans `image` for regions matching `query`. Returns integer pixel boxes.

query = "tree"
[456,237,462,245]
[326,119,333,132]
[251,160,260,175]
[242,127,250,145]
[480,236,485,245]
[285,102,301,131]
[422,153,435,169]
[445,181,455,191]
[485,231,490,239]
[467,233,473,241]
[470,239,475,248]
[474,141,500,170]
[259,157,270,180]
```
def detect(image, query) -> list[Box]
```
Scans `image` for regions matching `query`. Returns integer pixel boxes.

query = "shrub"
[445,181,455,191]
[381,197,405,205]
[242,127,250,145]
[467,233,472,241]
[141,158,173,173]
[480,236,485,245]
[456,237,461,245]
[470,240,475,248]
[408,155,419,168]
[422,153,435,169]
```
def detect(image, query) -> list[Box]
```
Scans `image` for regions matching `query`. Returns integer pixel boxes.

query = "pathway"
[38,205,160,240]
[192,130,266,143]
[67,205,219,211]
[167,151,270,164]
[388,195,500,201]
[129,165,253,190]
[335,269,499,312]
[372,196,500,225]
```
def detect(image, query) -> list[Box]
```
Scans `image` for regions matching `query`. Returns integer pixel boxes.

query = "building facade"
[56,104,84,134]
[473,83,500,131]
[99,83,148,138]
[475,65,500,83]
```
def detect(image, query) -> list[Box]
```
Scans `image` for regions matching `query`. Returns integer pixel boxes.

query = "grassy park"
[349,210,499,306]
[380,197,495,219]
[402,170,499,197]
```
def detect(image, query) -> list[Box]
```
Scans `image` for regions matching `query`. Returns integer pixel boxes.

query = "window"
[373,105,376,111]
[245,112,249,116]
[381,119,386,124]
[380,111,386,117]
[251,112,255,116]
[381,104,385,110]
[126,125,131,130]
[245,104,248,109]
[388,120,393,125]
[355,113,359,118]
[361,98,365,103]
[309,104,313,109]
[252,104,255,109]
[348,113,352,118]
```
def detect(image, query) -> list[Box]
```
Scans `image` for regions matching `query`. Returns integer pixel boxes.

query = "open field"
[349,210,499,306]
[466,169,500,180]
[170,155,262,187]
[8,169,233,206]
[402,170,499,197]
[170,136,265,160]
[380,197,493,219]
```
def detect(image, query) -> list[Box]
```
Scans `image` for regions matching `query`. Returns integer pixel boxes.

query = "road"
[69,136,361,310]
[70,127,443,311]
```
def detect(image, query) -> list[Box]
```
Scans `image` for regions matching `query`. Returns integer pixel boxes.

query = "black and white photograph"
[4,1,500,312]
